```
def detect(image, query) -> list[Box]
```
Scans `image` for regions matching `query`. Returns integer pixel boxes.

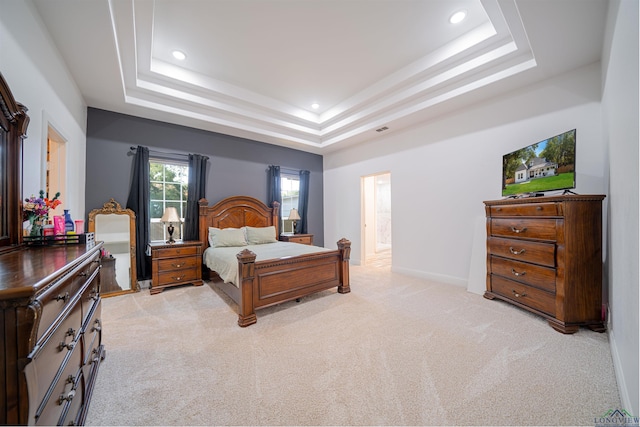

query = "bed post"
[271,201,280,237]
[198,198,209,244]
[199,198,210,280]
[337,238,351,294]
[236,249,258,327]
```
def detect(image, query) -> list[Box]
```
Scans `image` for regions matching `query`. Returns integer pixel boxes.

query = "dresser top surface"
[484,194,606,206]
[0,243,103,300]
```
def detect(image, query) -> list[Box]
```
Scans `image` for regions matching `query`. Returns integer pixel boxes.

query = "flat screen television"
[502,129,576,197]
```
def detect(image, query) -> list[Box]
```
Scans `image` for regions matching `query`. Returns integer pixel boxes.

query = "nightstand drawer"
[157,256,199,271]
[280,234,313,245]
[157,268,200,286]
[154,245,199,258]
[287,236,311,244]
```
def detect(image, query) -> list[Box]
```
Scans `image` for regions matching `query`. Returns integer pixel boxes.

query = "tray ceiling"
[33,0,607,154]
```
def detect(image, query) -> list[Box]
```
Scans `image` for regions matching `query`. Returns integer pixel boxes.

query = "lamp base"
[166,224,175,244]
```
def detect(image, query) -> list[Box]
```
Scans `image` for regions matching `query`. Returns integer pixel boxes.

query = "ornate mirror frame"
[88,198,138,296]
[0,72,29,253]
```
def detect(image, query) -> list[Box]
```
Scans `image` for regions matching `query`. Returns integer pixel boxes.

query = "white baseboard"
[608,328,638,414]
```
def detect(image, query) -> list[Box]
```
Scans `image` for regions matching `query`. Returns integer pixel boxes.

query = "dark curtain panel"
[184,154,208,241]
[298,170,310,234]
[126,145,151,281]
[268,165,282,226]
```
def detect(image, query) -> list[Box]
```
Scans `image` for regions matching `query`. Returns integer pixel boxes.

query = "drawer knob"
[511,268,526,277]
[172,263,184,268]
[58,389,76,405]
[58,328,76,351]
[92,318,102,333]
[512,289,527,298]
[509,247,526,255]
[172,276,184,281]
[58,341,75,351]
[90,347,102,364]
[55,292,70,303]
[510,226,527,234]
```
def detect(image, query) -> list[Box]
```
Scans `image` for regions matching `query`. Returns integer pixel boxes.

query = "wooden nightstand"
[280,233,314,245]
[150,240,203,294]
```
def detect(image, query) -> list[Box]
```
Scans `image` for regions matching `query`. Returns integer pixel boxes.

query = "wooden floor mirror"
[88,198,138,296]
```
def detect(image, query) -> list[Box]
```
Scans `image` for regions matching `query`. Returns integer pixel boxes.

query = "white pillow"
[208,227,247,247]
[244,226,277,244]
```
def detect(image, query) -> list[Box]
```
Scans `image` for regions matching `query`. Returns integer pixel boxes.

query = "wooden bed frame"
[198,195,351,327]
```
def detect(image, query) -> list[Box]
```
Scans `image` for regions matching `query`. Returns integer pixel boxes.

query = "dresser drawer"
[491,275,555,316]
[81,275,100,325]
[489,202,560,217]
[35,342,83,425]
[157,256,199,271]
[157,268,199,286]
[32,303,82,411]
[488,237,556,267]
[490,256,556,293]
[489,218,558,241]
[37,276,83,341]
[58,370,84,427]
[154,245,198,258]
[82,301,102,366]
[37,254,100,341]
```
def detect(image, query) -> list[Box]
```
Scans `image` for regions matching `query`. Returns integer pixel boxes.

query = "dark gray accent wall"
[85,108,325,246]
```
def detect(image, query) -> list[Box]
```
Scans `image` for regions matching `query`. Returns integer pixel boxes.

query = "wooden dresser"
[150,241,203,294]
[484,195,605,333]
[279,234,314,245]
[0,243,105,425]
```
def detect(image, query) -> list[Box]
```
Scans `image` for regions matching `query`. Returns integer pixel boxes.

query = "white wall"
[324,63,606,288]
[601,0,639,415]
[0,1,88,221]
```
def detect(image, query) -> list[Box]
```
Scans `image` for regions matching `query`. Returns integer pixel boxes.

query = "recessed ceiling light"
[172,50,187,61]
[311,103,320,110]
[449,10,467,24]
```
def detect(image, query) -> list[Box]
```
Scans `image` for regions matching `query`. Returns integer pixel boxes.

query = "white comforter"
[203,242,331,286]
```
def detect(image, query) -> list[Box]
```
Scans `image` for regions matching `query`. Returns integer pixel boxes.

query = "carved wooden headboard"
[198,196,280,248]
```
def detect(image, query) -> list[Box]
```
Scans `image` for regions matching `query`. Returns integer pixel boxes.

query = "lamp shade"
[160,207,181,223]
[288,208,301,221]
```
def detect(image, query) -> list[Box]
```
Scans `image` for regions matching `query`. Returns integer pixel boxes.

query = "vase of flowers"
[23,190,62,237]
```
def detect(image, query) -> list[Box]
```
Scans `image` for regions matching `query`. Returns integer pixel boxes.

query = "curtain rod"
[129,146,209,160]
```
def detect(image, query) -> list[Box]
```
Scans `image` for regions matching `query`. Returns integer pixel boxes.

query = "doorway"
[46,125,66,218]
[361,172,391,267]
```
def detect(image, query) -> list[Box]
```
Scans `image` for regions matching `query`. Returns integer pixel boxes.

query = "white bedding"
[203,241,332,286]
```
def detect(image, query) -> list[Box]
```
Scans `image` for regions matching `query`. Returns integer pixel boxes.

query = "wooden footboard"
[235,239,351,327]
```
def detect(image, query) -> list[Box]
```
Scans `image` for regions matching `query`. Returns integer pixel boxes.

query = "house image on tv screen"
[514,157,558,183]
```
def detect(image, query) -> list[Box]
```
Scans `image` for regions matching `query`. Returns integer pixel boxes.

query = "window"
[149,160,188,242]
[280,173,299,233]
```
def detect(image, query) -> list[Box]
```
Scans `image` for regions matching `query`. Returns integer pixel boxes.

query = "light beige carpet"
[86,264,620,426]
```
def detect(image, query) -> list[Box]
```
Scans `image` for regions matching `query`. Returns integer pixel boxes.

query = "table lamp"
[288,208,301,234]
[160,207,181,243]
